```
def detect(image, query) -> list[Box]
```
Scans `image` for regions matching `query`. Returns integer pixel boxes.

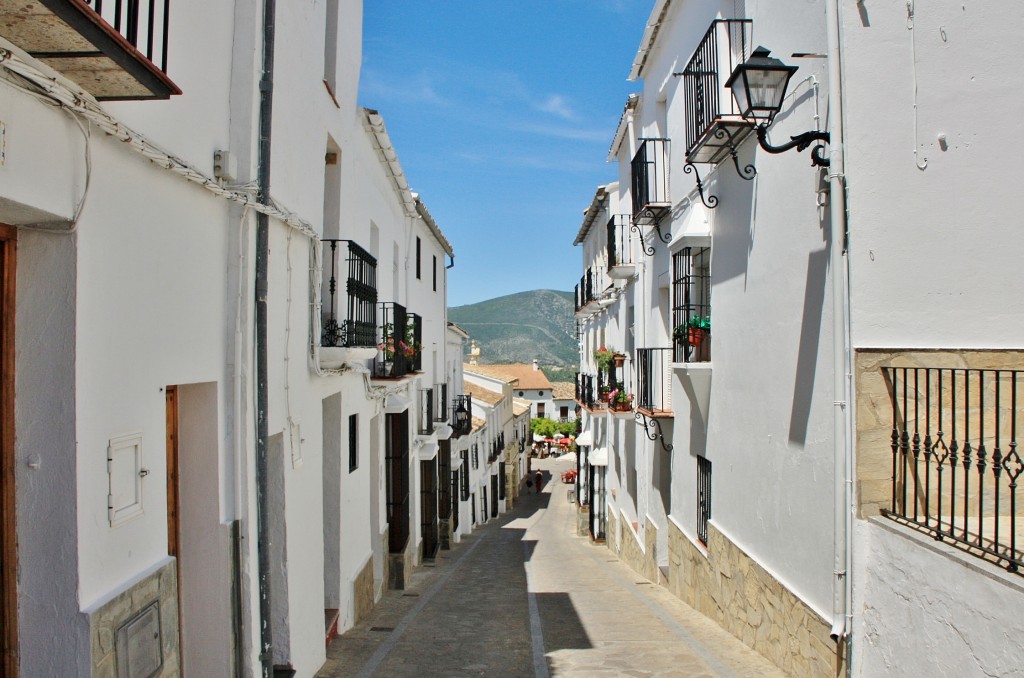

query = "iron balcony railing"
[374,302,412,378]
[577,372,606,411]
[883,367,1024,573]
[407,312,423,372]
[631,138,670,219]
[322,239,377,349]
[87,0,172,74]
[636,348,673,415]
[606,215,636,273]
[575,268,596,313]
[433,383,448,422]
[682,19,754,160]
[418,388,434,435]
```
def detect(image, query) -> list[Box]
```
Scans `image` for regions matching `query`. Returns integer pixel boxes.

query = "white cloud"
[536,94,578,121]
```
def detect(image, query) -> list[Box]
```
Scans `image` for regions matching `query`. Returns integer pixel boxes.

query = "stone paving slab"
[317,457,785,678]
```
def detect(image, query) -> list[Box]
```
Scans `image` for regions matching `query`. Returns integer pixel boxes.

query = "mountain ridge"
[448,289,576,367]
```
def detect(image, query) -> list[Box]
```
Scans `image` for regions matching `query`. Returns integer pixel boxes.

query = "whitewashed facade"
[574,1,1024,676]
[0,2,464,676]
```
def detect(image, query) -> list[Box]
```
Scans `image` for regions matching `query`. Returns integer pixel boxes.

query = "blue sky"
[359,1,652,307]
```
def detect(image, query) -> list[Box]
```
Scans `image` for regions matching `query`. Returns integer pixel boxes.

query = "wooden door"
[0,225,17,678]
[165,385,182,661]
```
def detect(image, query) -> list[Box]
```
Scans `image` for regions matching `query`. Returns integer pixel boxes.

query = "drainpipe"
[824,0,854,658]
[255,0,277,675]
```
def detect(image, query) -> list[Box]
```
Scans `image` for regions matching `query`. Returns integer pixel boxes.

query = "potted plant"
[674,316,710,347]
[377,323,418,376]
[594,346,615,372]
[613,352,626,369]
[607,387,633,412]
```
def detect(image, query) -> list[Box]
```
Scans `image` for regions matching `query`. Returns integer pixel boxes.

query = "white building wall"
[630,0,836,616]
[842,1,1024,349]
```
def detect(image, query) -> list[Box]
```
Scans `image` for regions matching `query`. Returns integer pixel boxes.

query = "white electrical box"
[213,149,236,181]
[108,433,144,527]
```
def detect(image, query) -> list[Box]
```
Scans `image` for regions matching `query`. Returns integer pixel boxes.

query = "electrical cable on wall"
[906,0,928,170]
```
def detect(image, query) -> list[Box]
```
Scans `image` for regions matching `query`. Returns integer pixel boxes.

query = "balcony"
[576,372,606,412]
[882,367,1024,573]
[0,0,180,99]
[407,312,423,372]
[636,348,673,417]
[574,268,598,317]
[606,215,637,279]
[682,19,755,165]
[630,138,670,221]
[320,239,378,367]
[373,302,416,379]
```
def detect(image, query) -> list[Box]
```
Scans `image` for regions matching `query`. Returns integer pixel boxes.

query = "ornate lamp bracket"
[683,162,719,210]
[635,412,673,453]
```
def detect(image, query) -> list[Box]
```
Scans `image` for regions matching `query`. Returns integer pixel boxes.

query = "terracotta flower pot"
[613,354,625,368]
[689,327,707,347]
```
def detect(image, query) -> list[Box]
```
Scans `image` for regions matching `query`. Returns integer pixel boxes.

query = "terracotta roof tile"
[551,382,576,399]
[464,382,503,406]
[465,363,553,390]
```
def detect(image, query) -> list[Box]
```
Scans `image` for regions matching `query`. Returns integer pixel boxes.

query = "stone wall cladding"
[353,556,375,623]
[381,529,390,593]
[576,504,590,537]
[854,349,1023,518]
[89,560,180,678]
[614,514,658,582]
[606,511,618,556]
[668,521,837,677]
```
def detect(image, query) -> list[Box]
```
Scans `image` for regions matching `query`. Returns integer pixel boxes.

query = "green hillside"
[449,289,577,367]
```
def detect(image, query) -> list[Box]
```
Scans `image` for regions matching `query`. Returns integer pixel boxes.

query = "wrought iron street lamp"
[726,46,831,167]
[453,397,469,435]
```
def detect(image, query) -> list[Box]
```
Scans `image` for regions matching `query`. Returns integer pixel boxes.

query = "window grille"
[672,247,711,363]
[697,455,712,546]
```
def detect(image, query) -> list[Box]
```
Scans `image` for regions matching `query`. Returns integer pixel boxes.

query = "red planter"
[689,327,707,347]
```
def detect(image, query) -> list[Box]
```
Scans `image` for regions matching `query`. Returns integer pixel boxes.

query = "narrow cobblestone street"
[318,456,785,678]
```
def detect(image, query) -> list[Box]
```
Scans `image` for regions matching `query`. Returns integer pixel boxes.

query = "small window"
[416,236,422,280]
[348,414,358,472]
[538,391,544,397]
[432,255,437,291]
[697,455,712,545]
[518,391,524,397]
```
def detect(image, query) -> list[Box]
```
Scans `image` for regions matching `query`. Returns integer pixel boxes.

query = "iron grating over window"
[322,240,378,349]
[882,367,1024,574]
[672,247,711,363]
[348,413,358,472]
[460,451,470,501]
[697,455,712,546]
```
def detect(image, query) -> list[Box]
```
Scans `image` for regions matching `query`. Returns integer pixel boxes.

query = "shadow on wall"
[788,246,830,446]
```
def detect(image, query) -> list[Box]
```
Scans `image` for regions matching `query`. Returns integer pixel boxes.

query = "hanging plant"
[593,346,615,372]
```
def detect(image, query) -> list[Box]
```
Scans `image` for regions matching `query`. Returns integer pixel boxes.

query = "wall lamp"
[726,46,830,167]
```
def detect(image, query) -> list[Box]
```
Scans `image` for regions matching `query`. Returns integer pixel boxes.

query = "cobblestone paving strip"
[318,459,785,678]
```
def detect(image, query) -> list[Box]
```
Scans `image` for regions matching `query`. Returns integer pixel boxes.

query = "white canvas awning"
[589,447,608,466]
[575,430,593,447]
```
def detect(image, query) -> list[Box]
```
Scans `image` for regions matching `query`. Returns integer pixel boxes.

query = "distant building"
[465,359,554,420]
[550,382,578,422]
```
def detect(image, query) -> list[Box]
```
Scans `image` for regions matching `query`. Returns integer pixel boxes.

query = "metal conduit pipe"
[255,0,277,675]
[825,0,854,668]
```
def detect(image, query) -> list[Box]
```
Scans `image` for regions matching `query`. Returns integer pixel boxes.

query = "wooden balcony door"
[0,225,17,677]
